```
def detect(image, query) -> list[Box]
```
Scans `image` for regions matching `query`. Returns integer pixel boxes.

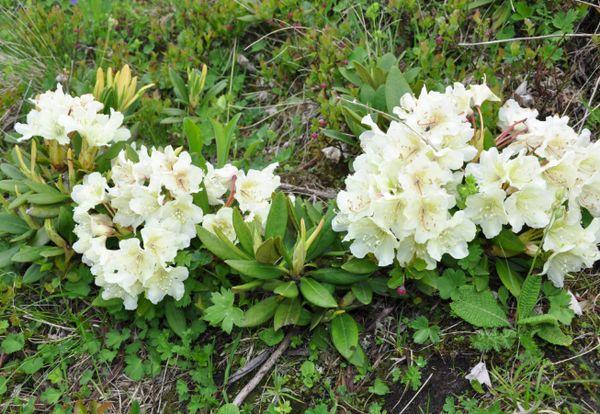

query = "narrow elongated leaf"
[331,313,359,359]
[518,274,541,321]
[165,301,187,338]
[0,180,29,194]
[450,286,510,328]
[274,298,302,330]
[517,314,558,326]
[26,193,69,205]
[232,207,254,255]
[168,68,188,103]
[11,246,46,263]
[265,192,288,240]
[299,278,338,308]
[341,258,378,274]
[254,238,280,264]
[495,260,523,297]
[183,117,203,155]
[308,268,370,285]
[196,226,247,260]
[238,296,279,327]
[225,260,285,280]
[0,213,29,234]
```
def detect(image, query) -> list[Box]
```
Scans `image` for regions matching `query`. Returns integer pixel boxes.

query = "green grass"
[1,0,599,413]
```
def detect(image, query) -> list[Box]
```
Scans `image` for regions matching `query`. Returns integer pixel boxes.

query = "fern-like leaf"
[517,274,541,322]
[535,324,573,346]
[450,286,510,328]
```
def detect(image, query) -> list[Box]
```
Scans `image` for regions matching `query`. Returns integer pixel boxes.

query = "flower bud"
[90,214,115,237]
[396,285,407,296]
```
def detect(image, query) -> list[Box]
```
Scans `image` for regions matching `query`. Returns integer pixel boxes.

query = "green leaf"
[232,207,254,255]
[22,264,47,284]
[26,192,69,205]
[517,274,541,321]
[1,332,24,354]
[331,313,359,359]
[238,296,279,327]
[203,288,244,334]
[217,404,240,414]
[492,229,526,254]
[0,212,29,234]
[265,192,288,240]
[0,376,5,395]
[124,354,145,381]
[11,246,46,263]
[308,268,370,285]
[300,278,338,308]
[0,246,19,268]
[259,327,284,346]
[368,378,390,396]
[437,269,467,300]
[21,357,44,374]
[196,226,248,260]
[165,301,187,338]
[495,260,523,297]
[254,238,280,264]
[274,281,299,298]
[225,260,285,280]
[535,324,572,346]
[274,298,302,330]
[385,66,411,113]
[341,257,378,274]
[409,316,441,344]
[517,314,558,326]
[351,282,373,305]
[450,286,510,328]
[169,68,188,103]
[183,117,203,155]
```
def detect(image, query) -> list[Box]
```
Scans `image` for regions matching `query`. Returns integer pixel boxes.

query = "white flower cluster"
[71,146,204,309]
[14,84,130,147]
[464,99,599,287]
[333,82,499,268]
[334,83,600,288]
[201,163,281,242]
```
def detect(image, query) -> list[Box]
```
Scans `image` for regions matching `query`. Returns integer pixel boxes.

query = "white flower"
[344,218,398,266]
[504,151,544,190]
[468,80,500,107]
[144,266,188,304]
[71,172,108,213]
[504,184,554,232]
[235,163,280,213]
[160,151,204,196]
[577,173,600,217]
[14,84,75,145]
[204,163,238,205]
[465,147,511,190]
[202,207,236,242]
[464,187,508,238]
[465,362,492,388]
[141,224,186,265]
[426,212,476,261]
[497,99,538,131]
[63,106,130,147]
[403,190,454,243]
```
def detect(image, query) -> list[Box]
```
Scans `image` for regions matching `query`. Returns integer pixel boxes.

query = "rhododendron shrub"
[333,81,598,344]
[71,146,204,309]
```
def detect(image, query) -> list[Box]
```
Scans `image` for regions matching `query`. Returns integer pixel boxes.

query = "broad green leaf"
[437,269,467,300]
[22,264,46,284]
[535,324,572,346]
[196,226,248,260]
[225,260,285,280]
[495,260,523,297]
[274,298,302,330]
[299,278,338,308]
[385,66,411,113]
[273,281,299,298]
[217,404,240,414]
[168,68,188,103]
[450,286,510,328]
[265,192,288,240]
[492,229,525,255]
[238,296,279,327]
[0,246,19,268]
[0,179,28,193]
[203,288,243,334]
[20,357,44,374]
[254,238,280,264]
[341,257,378,274]
[232,207,254,255]
[0,163,25,179]
[308,268,370,285]
[351,282,373,305]
[517,274,541,321]
[165,301,187,338]
[1,332,24,354]
[11,246,46,263]
[330,313,359,359]
[0,213,29,234]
